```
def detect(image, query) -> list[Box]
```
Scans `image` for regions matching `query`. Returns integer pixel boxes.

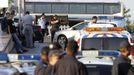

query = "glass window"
[73,22,89,30]
[69,4,86,14]
[52,3,68,13]
[82,38,127,50]
[86,4,103,14]
[104,3,121,14]
[25,4,34,13]
[35,3,51,13]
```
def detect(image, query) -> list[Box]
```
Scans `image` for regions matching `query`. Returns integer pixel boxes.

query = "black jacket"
[54,55,87,75]
[34,61,48,75]
[112,55,134,75]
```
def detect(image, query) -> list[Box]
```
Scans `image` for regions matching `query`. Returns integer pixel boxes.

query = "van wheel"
[57,35,68,48]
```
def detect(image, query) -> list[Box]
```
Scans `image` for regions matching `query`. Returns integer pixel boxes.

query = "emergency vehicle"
[0,53,133,75]
[74,23,134,58]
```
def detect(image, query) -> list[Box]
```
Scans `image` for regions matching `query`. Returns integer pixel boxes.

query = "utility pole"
[18,0,21,23]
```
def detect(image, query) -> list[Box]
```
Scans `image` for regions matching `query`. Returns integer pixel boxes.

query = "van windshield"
[82,38,128,50]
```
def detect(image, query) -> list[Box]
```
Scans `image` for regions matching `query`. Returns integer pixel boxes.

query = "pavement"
[10,36,51,54]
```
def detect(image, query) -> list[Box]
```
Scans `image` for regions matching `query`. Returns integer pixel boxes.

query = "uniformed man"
[34,47,49,75]
[22,11,34,48]
[54,40,88,75]
[112,41,134,75]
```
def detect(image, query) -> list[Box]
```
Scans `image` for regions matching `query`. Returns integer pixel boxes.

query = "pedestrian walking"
[54,40,88,75]
[112,41,134,75]
[50,15,60,42]
[34,47,49,75]
[22,11,34,48]
[38,13,48,38]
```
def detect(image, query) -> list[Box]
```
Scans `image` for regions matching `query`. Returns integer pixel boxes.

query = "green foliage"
[127,24,134,32]
[9,0,13,5]
[123,6,131,25]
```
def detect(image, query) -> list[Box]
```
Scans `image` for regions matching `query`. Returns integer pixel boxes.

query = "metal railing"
[47,25,70,36]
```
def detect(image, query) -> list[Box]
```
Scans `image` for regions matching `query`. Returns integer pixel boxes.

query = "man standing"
[50,15,60,42]
[22,11,34,48]
[112,41,134,75]
[54,40,87,75]
[34,47,49,75]
[38,13,48,38]
[1,12,10,33]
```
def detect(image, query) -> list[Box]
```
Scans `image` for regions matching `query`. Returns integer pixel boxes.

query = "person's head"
[48,50,61,65]
[65,40,79,56]
[5,12,10,18]
[51,15,58,20]
[91,16,97,23]
[119,41,132,57]
[40,46,49,62]
[41,13,45,18]
[25,11,30,15]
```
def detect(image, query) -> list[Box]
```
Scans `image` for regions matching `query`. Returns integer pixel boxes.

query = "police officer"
[112,41,134,75]
[34,47,49,75]
[22,11,34,48]
[54,40,88,75]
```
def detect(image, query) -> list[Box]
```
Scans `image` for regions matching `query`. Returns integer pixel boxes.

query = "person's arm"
[7,25,10,34]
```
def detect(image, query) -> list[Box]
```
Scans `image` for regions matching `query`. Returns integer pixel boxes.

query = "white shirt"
[22,14,34,25]
[38,17,47,29]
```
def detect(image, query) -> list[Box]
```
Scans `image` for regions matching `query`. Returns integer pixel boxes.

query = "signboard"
[0,0,8,8]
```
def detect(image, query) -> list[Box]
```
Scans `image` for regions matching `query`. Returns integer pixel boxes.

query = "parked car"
[53,22,89,48]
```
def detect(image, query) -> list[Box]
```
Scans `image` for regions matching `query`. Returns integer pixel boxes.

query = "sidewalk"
[0,26,14,52]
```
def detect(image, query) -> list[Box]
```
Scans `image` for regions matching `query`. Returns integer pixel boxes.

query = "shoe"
[23,50,28,53]
[16,50,23,54]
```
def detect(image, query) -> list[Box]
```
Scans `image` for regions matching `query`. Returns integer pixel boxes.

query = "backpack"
[1,17,8,32]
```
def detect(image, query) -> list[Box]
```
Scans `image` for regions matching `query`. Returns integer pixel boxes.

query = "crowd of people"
[0,11,62,53]
[1,10,134,75]
[34,40,134,75]
[35,40,88,75]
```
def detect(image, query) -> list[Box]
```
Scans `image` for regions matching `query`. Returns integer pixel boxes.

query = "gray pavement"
[10,36,51,54]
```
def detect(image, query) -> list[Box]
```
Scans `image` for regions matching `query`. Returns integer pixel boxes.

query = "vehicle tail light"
[130,38,134,43]
[38,27,42,32]
[76,38,80,51]
[131,46,134,56]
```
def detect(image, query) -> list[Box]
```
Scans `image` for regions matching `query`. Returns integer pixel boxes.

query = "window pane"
[52,3,68,13]
[74,22,89,30]
[25,4,34,13]
[69,4,86,14]
[104,3,120,14]
[82,38,127,50]
[35,3,51,13]
[82,38,102,50]
[86,4,103,14]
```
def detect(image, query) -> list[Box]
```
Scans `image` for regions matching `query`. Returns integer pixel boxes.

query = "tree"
[123,6,131,25]
[9,0,13,5]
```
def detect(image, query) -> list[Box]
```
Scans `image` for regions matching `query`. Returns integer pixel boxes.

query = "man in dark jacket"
[45,50,61,75]
[1,12,10,32]
[34,47,49,75]
[112,41,134,75]
[54,40,88,75]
